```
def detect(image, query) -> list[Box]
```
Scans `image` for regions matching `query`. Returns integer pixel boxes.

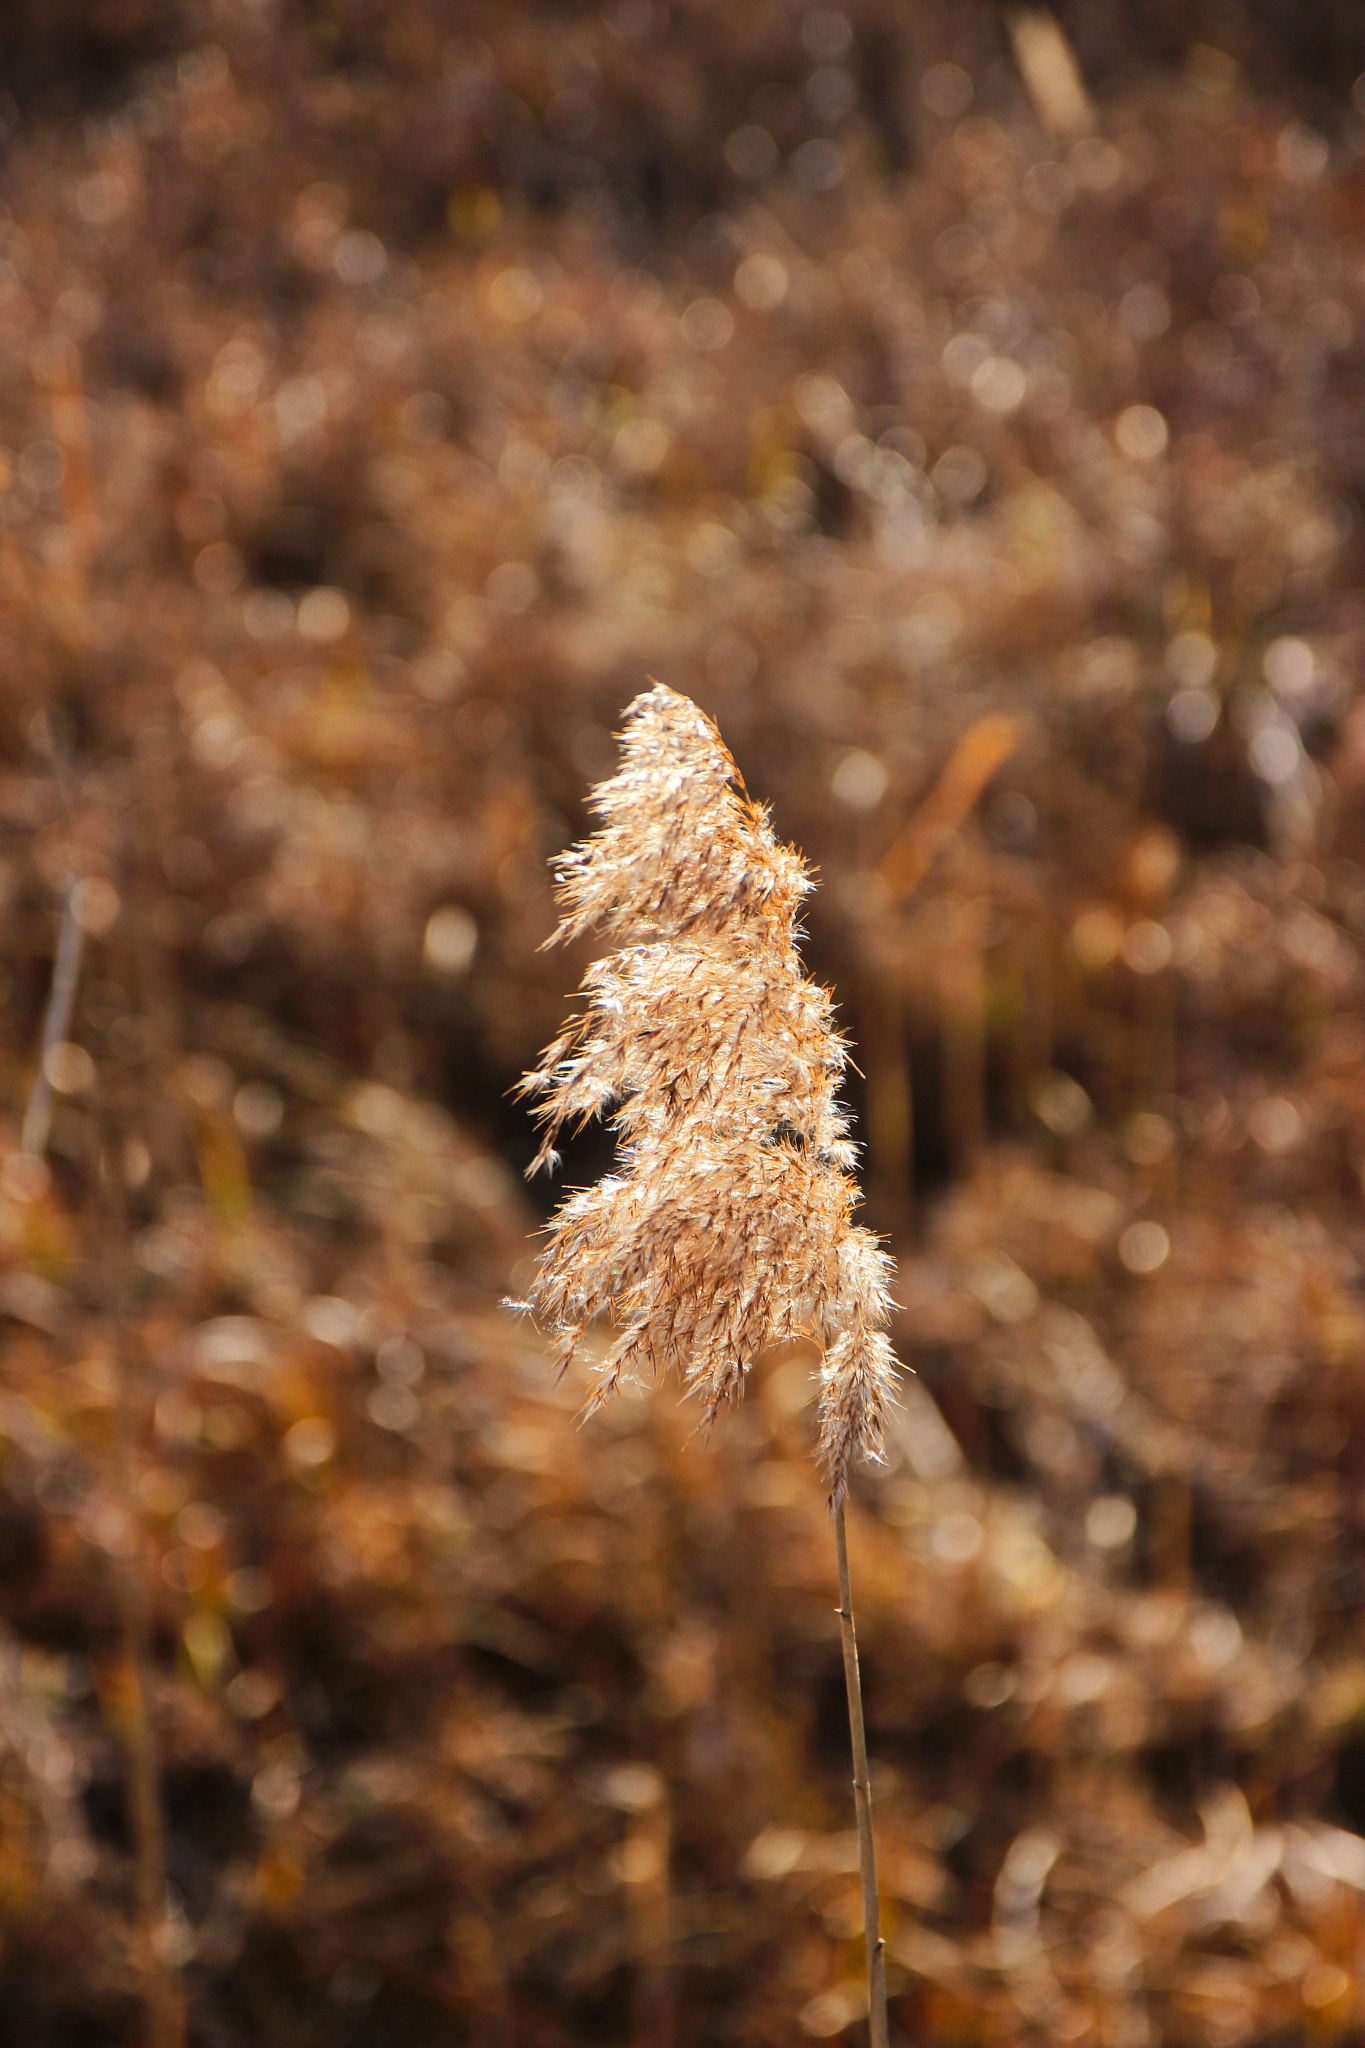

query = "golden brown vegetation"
[5,3,1365,2045]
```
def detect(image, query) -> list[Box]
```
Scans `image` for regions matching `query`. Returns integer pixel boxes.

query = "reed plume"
[517,683,897,2046]
[518,682,899,1511]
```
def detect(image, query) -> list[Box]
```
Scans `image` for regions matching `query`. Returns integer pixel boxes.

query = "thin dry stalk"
[25,879,183,2048]
[835,1505,889,2048]
[98,1110,186,2048]
[21,875,86,1158]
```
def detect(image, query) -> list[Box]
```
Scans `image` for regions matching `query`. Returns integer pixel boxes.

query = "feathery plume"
[518,682,899,1510]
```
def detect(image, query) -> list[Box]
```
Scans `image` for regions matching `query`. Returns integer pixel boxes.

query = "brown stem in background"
[1133,955,1180,1202]
[834,1504,888,2048]
[98,1107,186,2048]
[627,1779,673,2048]
[102,872,188,2048]
[26,865,184,2048]
[1028,904,1057,1106]
[21,876,86,1158]
[940,889,987,1179]
[1001,917,1033,1131]
[1149,1470,1192,1596]
[862,969,913,1226]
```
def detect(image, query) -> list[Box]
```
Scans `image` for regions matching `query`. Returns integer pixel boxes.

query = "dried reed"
[516,683,897,2045]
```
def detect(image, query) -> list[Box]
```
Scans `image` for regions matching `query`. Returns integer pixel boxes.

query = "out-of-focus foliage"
[5,1,1365,2043]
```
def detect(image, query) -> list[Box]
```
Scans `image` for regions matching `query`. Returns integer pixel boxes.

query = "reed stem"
[834,1503,889,2048]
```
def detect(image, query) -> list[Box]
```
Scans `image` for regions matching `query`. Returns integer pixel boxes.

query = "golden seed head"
[520,682,898,1509]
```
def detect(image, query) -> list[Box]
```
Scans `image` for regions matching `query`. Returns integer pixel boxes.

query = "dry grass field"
[6,3,1365,2042]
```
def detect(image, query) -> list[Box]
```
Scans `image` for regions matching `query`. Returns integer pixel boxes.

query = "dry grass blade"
[878,715,1021,906]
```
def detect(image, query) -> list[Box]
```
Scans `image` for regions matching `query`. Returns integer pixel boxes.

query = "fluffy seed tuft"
[518,683,899,1509]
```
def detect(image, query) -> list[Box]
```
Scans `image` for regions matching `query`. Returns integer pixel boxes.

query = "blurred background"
[5,1,1365,2042]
